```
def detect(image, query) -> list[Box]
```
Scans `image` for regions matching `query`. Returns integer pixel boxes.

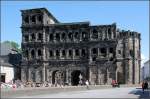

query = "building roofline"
[20,8,59,23]
[46,21,90,26]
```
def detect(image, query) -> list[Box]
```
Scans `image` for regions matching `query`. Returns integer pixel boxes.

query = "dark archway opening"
[71,70,82,86]
[1,74,5,83]
[52,70,58,84]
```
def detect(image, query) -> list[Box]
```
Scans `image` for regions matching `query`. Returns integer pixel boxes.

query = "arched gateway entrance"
[52,70,65,85]
[71,70,84,86]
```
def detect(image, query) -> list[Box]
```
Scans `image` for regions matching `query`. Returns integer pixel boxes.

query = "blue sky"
[1,1,149,64]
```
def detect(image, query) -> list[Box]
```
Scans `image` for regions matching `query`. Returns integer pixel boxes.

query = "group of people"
[142,81,149,93]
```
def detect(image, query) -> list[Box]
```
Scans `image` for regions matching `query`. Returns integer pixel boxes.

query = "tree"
[3,41,22,53]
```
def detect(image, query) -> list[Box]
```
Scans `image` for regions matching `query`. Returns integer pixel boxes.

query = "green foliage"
[3,41,22,53]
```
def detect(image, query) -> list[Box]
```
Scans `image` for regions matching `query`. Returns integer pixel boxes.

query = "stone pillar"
[21,67,27,83]
[72,49,75,59]
[35,69,38,82]
[98,48,100,57]
[68,70,72,85]
[66,69,69,84]
[28,68,31,81]
[107,48,109,58]
[43,64,46,82]
[111,29,114,39]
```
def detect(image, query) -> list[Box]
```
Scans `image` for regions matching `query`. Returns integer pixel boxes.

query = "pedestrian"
[85,80,89,90]
[142,81,145,93]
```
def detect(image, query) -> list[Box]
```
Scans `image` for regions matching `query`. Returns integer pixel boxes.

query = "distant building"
[21,8,141,85]
[0,43,22,83]
[141,60,150,81]
[0,55,14,83]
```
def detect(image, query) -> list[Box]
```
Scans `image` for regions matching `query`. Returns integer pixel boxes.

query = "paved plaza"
[16,87,150,98]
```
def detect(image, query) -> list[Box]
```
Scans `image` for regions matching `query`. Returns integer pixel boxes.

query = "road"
[17,87,150,98]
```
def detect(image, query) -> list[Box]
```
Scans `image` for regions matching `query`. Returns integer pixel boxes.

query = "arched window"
[38,49,42,56]
[31,15,36,23]
[56,50,60,56]
[31,50,35,58]
[62,50,66,56]
[56,33,60,41]
[38,33,43,40]
[75,49,79,56]
[92,29,98,39]
[82,32,87,41]
[61,32,66,40]
[68,50,72,56]
[24,16,29,23]
[74,32,79,39]
[101,48,107,57]
[31,34,35,41]
[109,48,113,53]
[49,34,53,41]
[25,50,28,58]
[24,35,29,42]
[38,15,42,22]
[81,49,86,56]
[92,48,97,54]
[108,28,111,39]
[68,32,73,40]
[49,50,53,57]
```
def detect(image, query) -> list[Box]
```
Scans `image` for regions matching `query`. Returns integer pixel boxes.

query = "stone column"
[68,70,72,85]
[72,49,75,59]
[43,64,46,82]
[111,29,114,39]
[21,67,27,83]
[107,48,109,58]
[28,68,31,81]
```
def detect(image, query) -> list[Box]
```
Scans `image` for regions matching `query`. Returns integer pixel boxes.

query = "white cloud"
[141,53,148,67]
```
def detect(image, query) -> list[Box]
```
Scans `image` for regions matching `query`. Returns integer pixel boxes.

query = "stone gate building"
[21,8,141,85]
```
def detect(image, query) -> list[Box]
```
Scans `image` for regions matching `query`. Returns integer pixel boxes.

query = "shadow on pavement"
[129,88,150,99]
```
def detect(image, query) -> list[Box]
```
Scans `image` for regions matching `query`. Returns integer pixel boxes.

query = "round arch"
[71,70,85,86]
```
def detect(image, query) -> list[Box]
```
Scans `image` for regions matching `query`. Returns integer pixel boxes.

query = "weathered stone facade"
[21,8,141,85]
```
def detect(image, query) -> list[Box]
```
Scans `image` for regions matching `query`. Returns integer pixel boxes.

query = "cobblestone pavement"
[17,87,150,98]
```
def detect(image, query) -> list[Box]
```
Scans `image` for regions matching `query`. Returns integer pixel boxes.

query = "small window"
[56,50,60,56]
[108,28,111,39]
[92,57,96,61]
[92,48,97,54]
[25,50,28,58]
[49,50,53,57]
[24,35,28,42]
[38,15,42,22]
[31,34,35,40]
[68,50,72,56]
[56,33,60,41]
[75,49,79,56]
[81,49,86,56]
[68,32,73,40]
[49,34,53,41]
[31,15,36,23]
[38,49,42,56]
[101,48,107,57]
[24,16,29,23]
[75,32,79,39]
[62,50,66,56]
[92,29,98,39]
[109,48,113,53]
[118,50,121,54]
[31,50,35,58]
[38,33,43,40]
[130,50,133,57]
[62,33,66,40]
[82,32,86,39]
